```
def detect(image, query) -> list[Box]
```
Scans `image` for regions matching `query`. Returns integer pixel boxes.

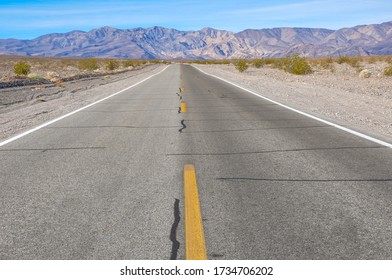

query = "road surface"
[1,64,391,259]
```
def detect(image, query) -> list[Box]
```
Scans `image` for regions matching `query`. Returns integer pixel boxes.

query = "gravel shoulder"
[0,64,166,142]
[195,64,392,143]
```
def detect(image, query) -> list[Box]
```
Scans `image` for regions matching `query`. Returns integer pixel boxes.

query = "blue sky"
[0,0,391,39]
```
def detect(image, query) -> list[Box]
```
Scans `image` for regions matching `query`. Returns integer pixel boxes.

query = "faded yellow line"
[180,86,185,93]
[180,101,187,113]
[184,164,207,260]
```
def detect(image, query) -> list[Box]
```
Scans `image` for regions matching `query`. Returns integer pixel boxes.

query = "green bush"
[280,54,313,75]
[235,59,249,72]
[14,61,31,75]
[77,58,99,71]
[384,64,392,76]
[106,59,119,71]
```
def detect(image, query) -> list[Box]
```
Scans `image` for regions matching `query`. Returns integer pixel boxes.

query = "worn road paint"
[180,101,187,113]
[184,164,207,260]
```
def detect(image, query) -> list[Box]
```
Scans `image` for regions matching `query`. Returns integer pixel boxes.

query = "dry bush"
[106,59,120,71]
[14,61,31,75]
[384,64,392,76]
[311,57,335,71]
[337,56,361,68]
[123,60,140,67]
[77,58,99,71]
[234,59,249,72]
[253,59,267,68]
[273,55,312,75]
[27,73,44,80]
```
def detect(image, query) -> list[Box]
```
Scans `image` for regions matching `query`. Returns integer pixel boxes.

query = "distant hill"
[1,21,391,59]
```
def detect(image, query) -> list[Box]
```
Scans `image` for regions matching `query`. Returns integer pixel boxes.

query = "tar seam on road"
[217,177,392,182]
[178,107,181,114]
[44,125,179,129]
[166,146,383,156]
[0,147,105,152]
[193,65,392,149]
[179,120,186,133]
[81,109,176,113]
[184,164,207,260]
[0,65,170,147]
[181,125,328,133]
[170,199,181,260]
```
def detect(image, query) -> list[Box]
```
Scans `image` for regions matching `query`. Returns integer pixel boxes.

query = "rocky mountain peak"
[0,21,391,59]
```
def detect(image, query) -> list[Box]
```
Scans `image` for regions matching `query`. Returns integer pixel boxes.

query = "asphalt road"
[1,64,391,259]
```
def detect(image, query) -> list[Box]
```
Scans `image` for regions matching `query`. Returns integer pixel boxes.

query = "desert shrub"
[77,58,99,71]
[123,60,139,67]
[27,73,44,80]
[14,61,31,75]
[235,59,249,72]
[280,54,313,75]
[316,57,335,71]
[148,59,160,64]
[106,59,119,71]
[253,59,266,68]
[384,64,392,76]
[367,56,378,64]
[61,59,78,68]
[337,56,360,68]
[263,58,277,65]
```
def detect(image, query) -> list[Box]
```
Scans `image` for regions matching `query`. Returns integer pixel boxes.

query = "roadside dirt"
[0,64,166,142]
[196,63,392,142]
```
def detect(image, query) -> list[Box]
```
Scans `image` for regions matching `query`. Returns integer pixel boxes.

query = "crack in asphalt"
[179,120,186,133]
[170,199,181,260]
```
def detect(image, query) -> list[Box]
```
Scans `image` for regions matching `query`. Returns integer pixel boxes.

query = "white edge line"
[0,65,170,147]
[193,65,392,149]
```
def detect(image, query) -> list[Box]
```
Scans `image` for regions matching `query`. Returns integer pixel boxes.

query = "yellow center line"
[180,101,187,113]
[184,164,207,260]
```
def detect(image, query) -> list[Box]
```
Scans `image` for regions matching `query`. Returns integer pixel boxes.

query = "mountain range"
[1,21,391,59]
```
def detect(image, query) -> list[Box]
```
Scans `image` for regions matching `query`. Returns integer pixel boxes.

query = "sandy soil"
[196,63,392,142]
[0,64,166,142]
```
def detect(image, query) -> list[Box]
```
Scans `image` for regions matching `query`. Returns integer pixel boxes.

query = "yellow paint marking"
[180,87,185,93]
[184,164,207,260]
[180,101,187,113]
